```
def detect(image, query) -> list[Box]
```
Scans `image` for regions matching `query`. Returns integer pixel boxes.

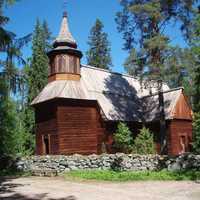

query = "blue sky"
[4,0,186,73]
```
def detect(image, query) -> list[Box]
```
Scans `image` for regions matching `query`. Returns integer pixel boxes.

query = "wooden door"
[42,135,51,155]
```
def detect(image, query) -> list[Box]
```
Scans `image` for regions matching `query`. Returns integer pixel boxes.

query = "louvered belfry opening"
[47,11,82,82]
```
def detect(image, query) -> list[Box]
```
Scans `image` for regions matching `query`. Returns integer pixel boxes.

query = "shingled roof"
[143,88,183,122]
[32,65,187,122]
[53,11,77,49]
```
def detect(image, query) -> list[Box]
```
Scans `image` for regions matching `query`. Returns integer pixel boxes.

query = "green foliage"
[116,0,194,155]
[0,0,34,157]
[116,0,195,82]
[124,48,143,77]
[27,19,50,102]
[15,109,35,156]
[191,13,200,154]
[0,77,34,156]
[0,6,50,157]
[0,0,12,49]
[133,127,156,154]
[22,19,51,149]
[86,19,112,69]
[162,47,194,102]
[113,122,133,153]
[0,92,17,155]
[42,20,52,51]
[116,0,194,51]
[193,113,200,153]
[191,13,200,112]
[64,170,200,182]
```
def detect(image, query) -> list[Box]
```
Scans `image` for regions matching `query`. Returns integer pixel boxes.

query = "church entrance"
[43,135,50,155]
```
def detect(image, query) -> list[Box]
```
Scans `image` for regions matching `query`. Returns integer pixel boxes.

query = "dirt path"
[0,176,200,200]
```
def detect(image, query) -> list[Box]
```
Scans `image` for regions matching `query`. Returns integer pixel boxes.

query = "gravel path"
[0,176,200,200]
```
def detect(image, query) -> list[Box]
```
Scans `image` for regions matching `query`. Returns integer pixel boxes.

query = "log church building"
[32,12,193,156]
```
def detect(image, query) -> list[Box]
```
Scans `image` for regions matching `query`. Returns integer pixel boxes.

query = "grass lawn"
[64,170,200,182]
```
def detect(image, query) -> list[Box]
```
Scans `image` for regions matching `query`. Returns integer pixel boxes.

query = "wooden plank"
[35,99,106,155]
[57,101,106,155]
[171,93,193,120]
[168,120,192,155]
[48,73,80,82]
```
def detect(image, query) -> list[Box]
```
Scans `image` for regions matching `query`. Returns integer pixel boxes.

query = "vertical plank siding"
[35,101,59,155]
[35,99,106,155]
[168,119,192,155]
[34,98,193,156]
[171,93,192,120]
[49,54,80,76]
[56,99,105,155]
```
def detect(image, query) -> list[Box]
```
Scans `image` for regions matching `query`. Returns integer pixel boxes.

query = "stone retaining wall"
[15,153,200,173]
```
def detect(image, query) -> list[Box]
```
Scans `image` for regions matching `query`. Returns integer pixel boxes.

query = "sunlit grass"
[64,170,200,182]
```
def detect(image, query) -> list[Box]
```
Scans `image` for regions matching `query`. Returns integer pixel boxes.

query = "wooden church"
[32,12,193,156]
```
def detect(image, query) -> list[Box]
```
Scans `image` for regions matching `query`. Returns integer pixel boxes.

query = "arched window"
[58,55,63,72]
[51,54,80,74]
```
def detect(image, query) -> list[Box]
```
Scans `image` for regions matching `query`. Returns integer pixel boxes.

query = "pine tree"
[191,13,200,113]
[190,11,200,153]
[86,19,112,70]
[116,0,195,154]
[163,47,194,102]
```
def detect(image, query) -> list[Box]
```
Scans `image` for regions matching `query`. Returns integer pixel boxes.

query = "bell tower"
[47,11,83,82]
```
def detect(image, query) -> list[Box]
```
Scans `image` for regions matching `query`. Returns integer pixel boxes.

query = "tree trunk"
[158,80,167,154]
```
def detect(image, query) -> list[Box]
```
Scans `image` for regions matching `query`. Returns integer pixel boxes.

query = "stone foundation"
[15,153,200,174]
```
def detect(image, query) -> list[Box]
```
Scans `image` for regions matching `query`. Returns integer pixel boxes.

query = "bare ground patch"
[0,176,200,200]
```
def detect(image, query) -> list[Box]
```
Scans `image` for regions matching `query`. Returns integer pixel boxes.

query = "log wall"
[168,119,192,155]
[35,99,105,155]
[56,99,105,155]
[35,101,59,155]
[34,99,192,156]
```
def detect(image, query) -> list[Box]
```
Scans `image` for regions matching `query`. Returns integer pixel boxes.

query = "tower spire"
[47,5,82,82]
[53,9,77,48]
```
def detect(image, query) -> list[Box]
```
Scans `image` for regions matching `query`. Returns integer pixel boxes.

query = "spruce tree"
[86,19,112,70]
[28,19,49,102]
[133,127,156,154]
[23,19,51,147]
[42,20,52,52]
[113,122,133,153]
[0,77,15,155]
[0,0,16,49]
[0,0,32,156]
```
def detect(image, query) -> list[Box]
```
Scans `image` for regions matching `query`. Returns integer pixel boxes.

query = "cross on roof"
[63,0,67,10]
[63,0,68,16]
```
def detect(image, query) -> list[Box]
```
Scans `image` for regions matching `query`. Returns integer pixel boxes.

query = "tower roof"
[53,11,77,48]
